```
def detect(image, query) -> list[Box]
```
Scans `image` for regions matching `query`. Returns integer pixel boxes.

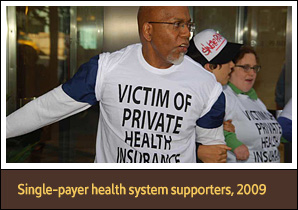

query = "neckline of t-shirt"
[137,44,179,75]
[227,85,251,99]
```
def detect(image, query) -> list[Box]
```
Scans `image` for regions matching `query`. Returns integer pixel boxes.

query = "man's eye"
[173,22,181,27]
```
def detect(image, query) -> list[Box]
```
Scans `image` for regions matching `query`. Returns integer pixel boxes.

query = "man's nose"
[180,24,191,39]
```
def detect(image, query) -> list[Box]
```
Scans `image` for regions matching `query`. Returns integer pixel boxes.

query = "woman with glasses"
[224,45,282,162]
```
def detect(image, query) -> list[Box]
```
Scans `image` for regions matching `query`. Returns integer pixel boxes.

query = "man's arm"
[197,144,231,163]
[196,92,226,145]
[6,85,91,139]
[7,55,100,139]
[195,92,232,162]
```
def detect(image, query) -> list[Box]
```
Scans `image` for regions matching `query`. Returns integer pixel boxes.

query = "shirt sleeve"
[195,92,226,145]
[279,98,292,120]
[277,117,292,142]
[6,85,91,139]
[62,55,99,105]
[277,98,292,142]
[7,55,101,139]
[224,130,244,151]
[196,92,225,128]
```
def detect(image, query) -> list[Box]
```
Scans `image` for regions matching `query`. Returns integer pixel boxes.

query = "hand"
[233,144,250,160]
[197,145,232,163]
[223,120,235,133]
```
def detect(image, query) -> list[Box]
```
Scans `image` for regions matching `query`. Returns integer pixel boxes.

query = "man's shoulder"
[183,55,204,70]
[99,43,140,66]
[91,43,141,81]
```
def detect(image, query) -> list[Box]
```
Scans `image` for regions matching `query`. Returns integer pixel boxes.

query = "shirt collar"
[228,82,258,100]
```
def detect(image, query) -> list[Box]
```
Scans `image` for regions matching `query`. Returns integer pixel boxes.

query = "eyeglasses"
[233,64,261,73]
[148,21,195,32]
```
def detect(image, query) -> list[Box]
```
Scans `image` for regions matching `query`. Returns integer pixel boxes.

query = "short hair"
[233,45,259,64]
[209,63,222,70]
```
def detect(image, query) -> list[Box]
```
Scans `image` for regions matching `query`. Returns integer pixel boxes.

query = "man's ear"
[142,22,153,41]
[204,63,213,72]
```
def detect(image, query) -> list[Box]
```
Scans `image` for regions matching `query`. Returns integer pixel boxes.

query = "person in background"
[275,64,286,110]
[223,45,282,163]
[187,29,248,162]
[277,97,292,142]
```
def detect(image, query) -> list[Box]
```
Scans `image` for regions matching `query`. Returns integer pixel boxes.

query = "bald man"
[7,6,230,163]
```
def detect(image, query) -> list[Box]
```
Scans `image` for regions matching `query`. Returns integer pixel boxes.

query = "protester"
[275,64,286,110]
[278,97,292,142]
[223,45,282,162]
[187,29,248,162]
[7,7,230,163]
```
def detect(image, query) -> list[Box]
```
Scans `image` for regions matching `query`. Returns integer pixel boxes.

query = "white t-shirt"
[7,43,225,163]
[94,44,224,162]
[224,85,282,163]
